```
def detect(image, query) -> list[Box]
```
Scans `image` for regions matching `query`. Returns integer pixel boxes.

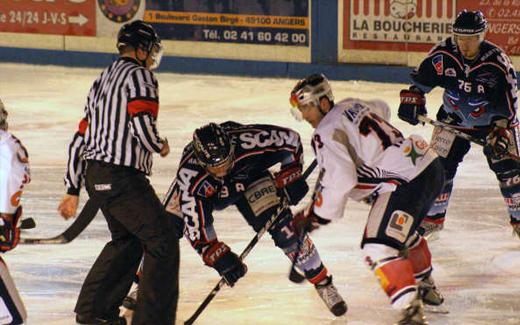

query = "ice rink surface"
[2,63,520,325]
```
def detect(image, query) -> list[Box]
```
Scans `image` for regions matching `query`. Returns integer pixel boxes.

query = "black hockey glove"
[274,162,309,205]
[291,207,330,235]
[484,119,511,160]
[398,86,427,125]
[203,241,247,287]
[0,207,22,253]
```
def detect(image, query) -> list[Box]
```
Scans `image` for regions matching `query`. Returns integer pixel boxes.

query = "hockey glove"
[274,163,309,205]
[202,241,247,287]
[484,120,511,160]
[398,86,427,125]
[291,207,330,235]
[0,207,22,253]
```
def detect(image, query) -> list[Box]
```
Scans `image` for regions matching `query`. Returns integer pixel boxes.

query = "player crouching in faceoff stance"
[0,99,30,324]
[125,122,348,317]
[289,74,445,324]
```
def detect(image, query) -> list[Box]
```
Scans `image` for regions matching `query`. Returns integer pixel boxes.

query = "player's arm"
[484,55,519,159]
[59,116,88,219]
[399,45,447,125]
[182,185,247,287]
[255,125,309,205]
[127,69,168,156]
[292,139,357,233]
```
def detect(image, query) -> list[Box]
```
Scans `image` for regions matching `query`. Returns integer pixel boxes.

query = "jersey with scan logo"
[171,121,303,253]
[311,98,437,221]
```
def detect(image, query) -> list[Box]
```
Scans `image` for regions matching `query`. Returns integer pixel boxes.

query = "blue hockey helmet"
[192,123,234,171]
[453,10,487,38]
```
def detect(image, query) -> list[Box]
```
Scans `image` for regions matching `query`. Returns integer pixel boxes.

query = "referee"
[58,20,181,325]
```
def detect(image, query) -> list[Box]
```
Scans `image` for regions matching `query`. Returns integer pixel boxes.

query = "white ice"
[2,63,520,325]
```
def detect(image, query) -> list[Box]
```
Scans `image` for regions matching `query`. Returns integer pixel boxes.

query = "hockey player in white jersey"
[0,99,30,325]
[288,74,445,324]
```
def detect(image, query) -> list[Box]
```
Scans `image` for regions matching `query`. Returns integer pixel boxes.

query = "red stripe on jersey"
[78,118,88,135]
[128,99,159,118]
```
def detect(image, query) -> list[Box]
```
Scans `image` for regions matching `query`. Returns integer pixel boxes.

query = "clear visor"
[149,43,163,70]
[205,154,234,178]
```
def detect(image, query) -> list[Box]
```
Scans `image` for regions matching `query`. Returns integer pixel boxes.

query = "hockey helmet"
[192,123,234,175]
[117,20,163,69]
[290,73,334,120]
[453,10,487,39]
[0,99,7,131]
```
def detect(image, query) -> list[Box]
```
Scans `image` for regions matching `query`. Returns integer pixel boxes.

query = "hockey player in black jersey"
[399,9,520,238]
[170,122,346,317]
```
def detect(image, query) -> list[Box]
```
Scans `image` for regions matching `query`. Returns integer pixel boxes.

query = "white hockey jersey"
[311,98,437,221]
[0,130,30,214]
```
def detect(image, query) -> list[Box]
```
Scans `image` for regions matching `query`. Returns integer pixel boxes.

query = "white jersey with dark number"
[0,130,30,214]
[311,98,437,221]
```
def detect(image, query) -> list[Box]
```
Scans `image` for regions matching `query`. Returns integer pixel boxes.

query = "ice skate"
[122,287,138,311]
[314,275,347,316]
[418,275,444,306]
[512,223,520,239]
[419,220,443,240]
[395,297,427,325]
[288,266,306,284]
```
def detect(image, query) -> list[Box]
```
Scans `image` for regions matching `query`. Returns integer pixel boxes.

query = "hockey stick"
[20,199,99,244]
[417,115,520,162]
[184,160,317,325]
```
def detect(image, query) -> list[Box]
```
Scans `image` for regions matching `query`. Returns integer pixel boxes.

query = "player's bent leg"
[420,179,453,238]
[487,152,520,238]
[364,244,418,308]
[0,257,26,325]
[405,234,444,306]
[269,213,347,316]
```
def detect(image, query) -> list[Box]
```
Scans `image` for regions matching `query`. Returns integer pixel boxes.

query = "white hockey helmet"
[0,99,7,131]
[290,73,334,120]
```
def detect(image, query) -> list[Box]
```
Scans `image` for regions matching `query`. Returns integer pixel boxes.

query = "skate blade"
[424,304,449,314]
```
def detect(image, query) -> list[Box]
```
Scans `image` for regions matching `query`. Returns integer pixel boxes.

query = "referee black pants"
[75,161,180,325]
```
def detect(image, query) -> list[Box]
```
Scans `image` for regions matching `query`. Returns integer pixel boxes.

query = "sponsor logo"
[177,168,200,241]
[445,68,456,77]
[98,0,140,23]
[349,0,454,44]
[239,130,299,150]
[432,55,444,76]
[94,184,112,191]
[386,210,413,242]
[10,191,22,207]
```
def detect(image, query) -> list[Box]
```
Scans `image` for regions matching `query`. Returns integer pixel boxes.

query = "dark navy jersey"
[411,37,518,129]
[171,121,303,253]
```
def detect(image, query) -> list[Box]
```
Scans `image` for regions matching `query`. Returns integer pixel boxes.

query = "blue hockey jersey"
[411,37,518,129]
[168,121,304,253]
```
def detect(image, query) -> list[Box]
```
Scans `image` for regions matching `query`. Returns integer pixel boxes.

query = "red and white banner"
[343,0,520,55]
[0,0,95,36]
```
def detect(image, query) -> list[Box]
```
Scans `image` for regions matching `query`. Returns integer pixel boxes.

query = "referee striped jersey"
[64,57,164,195]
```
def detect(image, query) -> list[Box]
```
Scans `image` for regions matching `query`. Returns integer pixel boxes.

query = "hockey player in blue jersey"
[169,122,347,316]
[398,9,520,238]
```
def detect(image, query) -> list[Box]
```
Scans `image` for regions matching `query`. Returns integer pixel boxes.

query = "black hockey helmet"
[117,20,161,53]
[453,10,487,36]
[192,123,234,169]
[290,73,334,120]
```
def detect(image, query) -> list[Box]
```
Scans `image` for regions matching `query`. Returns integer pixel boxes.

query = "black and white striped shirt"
[65,57,164,195]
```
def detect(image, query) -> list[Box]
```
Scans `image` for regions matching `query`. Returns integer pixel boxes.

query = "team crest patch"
[432,55,444,76]
[98,0,140,23]
[445,68,456,77]
[386,210,413,243]
[197,180,216,198]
